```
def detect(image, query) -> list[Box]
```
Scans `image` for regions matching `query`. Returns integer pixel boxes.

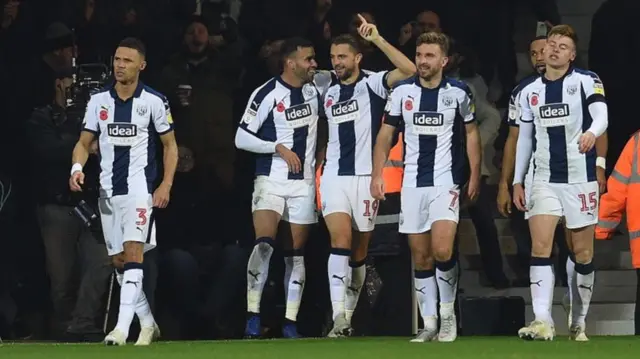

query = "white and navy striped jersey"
[518,67,606,183]
[384,76,475,188]
[239,77,322,180]
[508,74,539,127]
[321,70,390,176]
[82,82,173,197]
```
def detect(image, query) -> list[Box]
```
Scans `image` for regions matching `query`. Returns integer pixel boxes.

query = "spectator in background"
[398,10,441,49]
[26,22,75,112]
[155,15,246,339]
[25,70,111,342]
[70,0,109,64]
[447,41,509,289]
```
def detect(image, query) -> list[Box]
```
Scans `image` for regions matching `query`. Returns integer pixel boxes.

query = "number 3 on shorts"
[136,208,148,226]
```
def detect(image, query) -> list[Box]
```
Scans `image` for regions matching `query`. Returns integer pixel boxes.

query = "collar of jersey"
[276,76,304,91]
[414,75,447,90]
[338,70,366,88]
[540,65,574,84]
[108,81,145,103]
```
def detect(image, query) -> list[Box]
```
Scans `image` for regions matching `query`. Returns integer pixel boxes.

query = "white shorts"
[99,194,157,256]
[527,181,599,229]
[252,176,317,225]
[399,185,460,234]
[320,175,377,232]
[523,171,533,220]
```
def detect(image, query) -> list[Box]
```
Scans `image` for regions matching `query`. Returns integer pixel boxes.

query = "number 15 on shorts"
[578,192,597,213]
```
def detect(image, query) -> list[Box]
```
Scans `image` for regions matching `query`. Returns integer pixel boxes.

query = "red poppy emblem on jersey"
[325,98,333,108]
[405,100,413,111]
[530,94,538,106]
[99,109,108,121]
[276,102,285,112]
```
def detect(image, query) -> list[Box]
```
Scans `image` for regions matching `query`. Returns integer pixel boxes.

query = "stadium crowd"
[0,0,639,344]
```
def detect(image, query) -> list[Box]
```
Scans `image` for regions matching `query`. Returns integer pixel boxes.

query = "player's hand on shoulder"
[578,131,596,154]
[69,171,84,192]
[512,183,526,212]
[370,175,386,201]
[357,14,379,42]
[276,144,301,174]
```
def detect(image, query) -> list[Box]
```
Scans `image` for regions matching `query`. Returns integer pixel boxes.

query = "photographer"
[26,69,111,342]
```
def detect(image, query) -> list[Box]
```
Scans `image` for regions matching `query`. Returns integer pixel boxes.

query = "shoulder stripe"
[250,78,278,111]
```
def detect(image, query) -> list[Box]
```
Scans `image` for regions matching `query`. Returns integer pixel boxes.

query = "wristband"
[71,163,83,175]
[596,157,606,170]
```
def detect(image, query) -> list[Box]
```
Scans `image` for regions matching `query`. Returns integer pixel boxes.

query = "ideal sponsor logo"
[331,100,358,117]
[285,103,312,121]
[539,103,569,118]
[412,111,445,135]
[539,103,570,127]
[413,112,444,126]
[330,100,359,124]
[107,123,137,137]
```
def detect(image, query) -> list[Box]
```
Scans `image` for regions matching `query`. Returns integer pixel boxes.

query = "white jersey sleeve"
[82,96,99,134]
[153,96,174,135]
[580,71,608,137]
[365,70,390,99]
[518,88,534,124]
[235,85,278,154]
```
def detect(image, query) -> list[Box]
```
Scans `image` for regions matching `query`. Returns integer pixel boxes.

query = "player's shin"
[574,260,595,327]
[284,250,305,322]
[530,257,555,323]
[345,258,366,323]
[566,255,578,325]
[328,248,351,320]
[115,268,154,327]
[247,237,275,315]
[115,262,144,337]
[414,269,438,328]
[435,255,459,316]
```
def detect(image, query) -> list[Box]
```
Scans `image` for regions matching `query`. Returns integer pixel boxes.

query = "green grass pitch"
[3,337,640,359]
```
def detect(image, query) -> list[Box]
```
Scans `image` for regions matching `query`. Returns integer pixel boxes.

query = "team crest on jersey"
[566,84,577,96]
[442,96,454,107]
[135,104,148,117]
[530,93,539,106]
[303,85,316,98]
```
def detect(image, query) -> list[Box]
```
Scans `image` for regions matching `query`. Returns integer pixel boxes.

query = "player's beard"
[334,65,355,81]
[418,66,439,82]
[296,67,316,83]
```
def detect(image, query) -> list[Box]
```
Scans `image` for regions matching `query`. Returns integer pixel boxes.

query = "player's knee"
[432,243,453,263]
[573,246,593,264]
[531,239,553,258]
[123,241,144,263]
[412,251,434,271]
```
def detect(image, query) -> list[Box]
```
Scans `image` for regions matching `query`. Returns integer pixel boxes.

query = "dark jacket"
[26,106,100,205]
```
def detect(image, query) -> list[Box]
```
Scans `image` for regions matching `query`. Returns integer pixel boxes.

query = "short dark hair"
[416,31,450,56]
[330,34,361,53]
[279,37,314,60]
[533,35,547,42]
[118,37,146,58]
